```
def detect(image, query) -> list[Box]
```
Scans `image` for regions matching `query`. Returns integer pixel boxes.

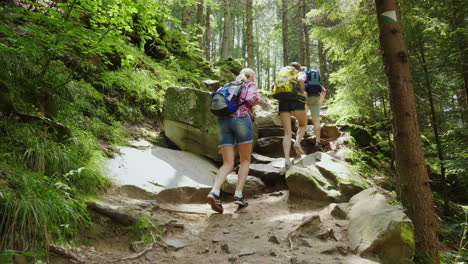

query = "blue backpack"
[210,81,246,116]
[305,68,322,95]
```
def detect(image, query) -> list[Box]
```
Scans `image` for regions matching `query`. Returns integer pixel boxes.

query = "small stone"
[320,246,347,256]
[145,251,158,261]
[223,231,230,234]
[269,191,283,197]
[221,243,230,253]
[198,248,209,254]
[268,235,280,244]
[288,256,298,264]
[228,257,237,263]
[212,238,222,243]
[165,239,187,250]
[254,235,260,239]
[250,221,254,224]
[269,250,277,256]
[239,249,255,257]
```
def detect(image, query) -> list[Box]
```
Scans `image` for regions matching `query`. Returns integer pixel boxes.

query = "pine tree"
[374,0,440,262]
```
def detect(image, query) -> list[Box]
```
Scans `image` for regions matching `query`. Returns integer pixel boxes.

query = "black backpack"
[305,68,322,95]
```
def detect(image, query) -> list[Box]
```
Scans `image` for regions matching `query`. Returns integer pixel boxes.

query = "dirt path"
[52,188,379,264]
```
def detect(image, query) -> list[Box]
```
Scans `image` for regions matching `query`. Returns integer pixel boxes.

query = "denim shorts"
[278,100,306,113]
[218,116,253,147]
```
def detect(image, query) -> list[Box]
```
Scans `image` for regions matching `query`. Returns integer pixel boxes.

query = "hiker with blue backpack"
[303,67,327,150]
[272,62,308,170]
[207,68,258,213]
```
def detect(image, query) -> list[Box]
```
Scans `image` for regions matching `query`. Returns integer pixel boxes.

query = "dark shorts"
[278,100,306,113]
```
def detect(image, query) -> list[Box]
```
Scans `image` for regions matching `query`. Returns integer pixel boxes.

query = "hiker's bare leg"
[213,146,235,190]
[236,142,252,192]
[280,112,292,162]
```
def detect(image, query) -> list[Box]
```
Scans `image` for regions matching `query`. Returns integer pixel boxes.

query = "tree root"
[86,201,138,226]
[47,245,85,264]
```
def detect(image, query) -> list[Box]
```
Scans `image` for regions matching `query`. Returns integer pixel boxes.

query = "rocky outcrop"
[163,86,220,160]
[298,152,368,200]
[286,166,340,202]
[221,173,265,197]
[163,86,258,161]
[347,188,415,264]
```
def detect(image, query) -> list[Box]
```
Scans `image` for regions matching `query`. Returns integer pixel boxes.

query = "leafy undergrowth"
[0,0,215,260]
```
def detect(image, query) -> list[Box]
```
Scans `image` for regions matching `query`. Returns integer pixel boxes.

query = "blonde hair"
[236,68,256,82]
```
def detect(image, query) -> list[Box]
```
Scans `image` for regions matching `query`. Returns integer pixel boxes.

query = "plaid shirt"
[229,81,258,120]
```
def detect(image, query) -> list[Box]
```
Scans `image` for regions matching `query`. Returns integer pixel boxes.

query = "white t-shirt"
[298,71,306,81]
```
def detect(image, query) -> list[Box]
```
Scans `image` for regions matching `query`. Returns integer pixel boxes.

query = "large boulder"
[221,173,265,197]
[163,86,258,161]
[254,136,296,158]
[254,108,282,129]
[348,188,415,264]
[285,166,340,202]
[298,152,368,200]
[321,124,341,141]
[249,163,284,186]
[339,124,374,147]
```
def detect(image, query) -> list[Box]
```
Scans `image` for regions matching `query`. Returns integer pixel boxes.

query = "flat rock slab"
[105,142,216,195]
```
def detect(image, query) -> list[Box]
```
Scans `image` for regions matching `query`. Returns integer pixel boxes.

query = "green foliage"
[0,0,215,255]
[0,165,92,250]
[129,213,163,243]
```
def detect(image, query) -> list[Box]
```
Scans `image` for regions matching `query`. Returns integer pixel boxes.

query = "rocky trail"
[49,89,413,264]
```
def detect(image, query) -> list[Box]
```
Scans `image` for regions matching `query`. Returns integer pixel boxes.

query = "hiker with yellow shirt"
[272,62,307,170]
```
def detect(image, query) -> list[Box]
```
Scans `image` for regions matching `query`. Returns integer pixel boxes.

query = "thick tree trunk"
[204,6,211,60]
[196,0,204,55]
[374,0,439,262]
[221,0,233,59]
[281,0,289,65]
[246,0,254,68]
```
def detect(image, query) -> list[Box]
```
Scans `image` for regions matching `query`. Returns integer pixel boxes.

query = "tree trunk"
[374,0,439,262]
[451,0,468,108]
[281,0,289,65]
[246,0,254,68]
[318,40,332,94]
[196,0,204,55]
[182,4,193,29]
[297,0,305,65]
[302,0,310,67]
[221,0,233,59]
[416,43,449,214]
[204,6,211,60]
